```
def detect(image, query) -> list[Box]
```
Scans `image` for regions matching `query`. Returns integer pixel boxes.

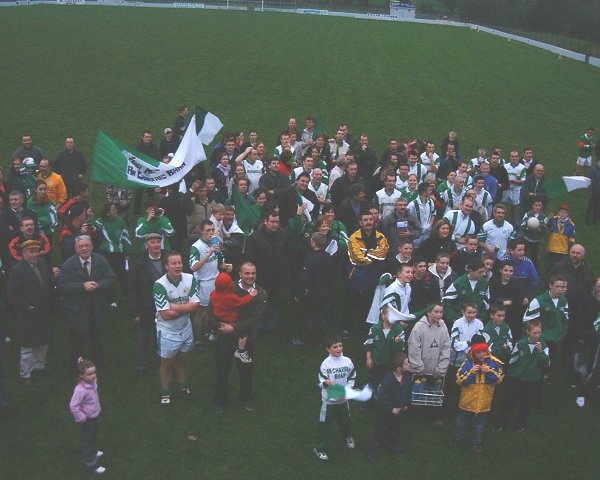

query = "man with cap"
[160,128,178,158]
[7,240,57,384]
[128,233,167,376]
[7,215,51,272]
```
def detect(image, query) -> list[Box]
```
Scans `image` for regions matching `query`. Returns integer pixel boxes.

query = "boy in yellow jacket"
[449,334,503,453]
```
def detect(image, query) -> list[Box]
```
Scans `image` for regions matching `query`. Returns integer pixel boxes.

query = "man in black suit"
[127,233,167,376]
[7,240,56,384]
[58,235,115,368]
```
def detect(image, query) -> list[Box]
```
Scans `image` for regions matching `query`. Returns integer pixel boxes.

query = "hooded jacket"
[408,316,451,377]
[456,351,503,414]
[209,272,254,323]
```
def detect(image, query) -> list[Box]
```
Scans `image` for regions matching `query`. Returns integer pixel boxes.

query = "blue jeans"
[454,409,486,445]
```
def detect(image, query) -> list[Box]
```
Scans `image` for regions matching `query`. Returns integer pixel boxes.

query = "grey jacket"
[408,316,450,377]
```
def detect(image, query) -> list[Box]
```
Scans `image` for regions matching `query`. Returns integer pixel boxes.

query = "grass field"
[1,6,600,479]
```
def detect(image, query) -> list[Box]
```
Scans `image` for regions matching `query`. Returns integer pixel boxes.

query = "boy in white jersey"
[189,220,233,347]
[313,336,357,461]
[503,150,526,224]
[236,146,264,194]
[153,251,201,406]
[374,174,402,219]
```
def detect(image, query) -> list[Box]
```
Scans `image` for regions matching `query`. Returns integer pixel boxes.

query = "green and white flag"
[545,176,591,199]
[92,114,206,188]
[195,106,223,145]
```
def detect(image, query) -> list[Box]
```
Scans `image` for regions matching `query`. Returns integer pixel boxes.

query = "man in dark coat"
[212,261,267,413]
[245,211,288,334]
[133,130,161,215]
[7,240,56,384]
[128,233,167,375]
[53,136,88,197]
[58,235,115,368]
[277,172,319,229]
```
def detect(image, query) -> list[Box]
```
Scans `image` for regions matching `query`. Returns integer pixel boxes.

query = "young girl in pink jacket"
[69,358,105,474]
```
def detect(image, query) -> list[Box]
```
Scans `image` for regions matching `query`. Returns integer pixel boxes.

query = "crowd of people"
[1,113,599,472]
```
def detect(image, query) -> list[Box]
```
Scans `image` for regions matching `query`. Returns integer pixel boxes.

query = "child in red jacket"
[210,272,257,363]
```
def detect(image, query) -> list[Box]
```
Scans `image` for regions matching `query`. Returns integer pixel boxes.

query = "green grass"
[1,6,600,479]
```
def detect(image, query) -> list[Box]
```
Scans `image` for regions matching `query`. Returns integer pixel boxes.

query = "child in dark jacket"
[209,272,257,363]
[366,352,412,462]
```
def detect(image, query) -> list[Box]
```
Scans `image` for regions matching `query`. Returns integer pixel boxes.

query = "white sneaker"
[576,396,585,408]
[313,448,328,461]
[234,349,253,363]
[345,437,356,449]
[96,451,104,458]
[110,303,117,308]
[93,466,106,474]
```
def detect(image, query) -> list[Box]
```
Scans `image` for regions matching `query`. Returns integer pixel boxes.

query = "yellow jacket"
[38,171,67,207]
[348,229,389,266]
[456,353,503,414]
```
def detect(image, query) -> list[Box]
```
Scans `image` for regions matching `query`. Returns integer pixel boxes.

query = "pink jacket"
[69,380,101,423]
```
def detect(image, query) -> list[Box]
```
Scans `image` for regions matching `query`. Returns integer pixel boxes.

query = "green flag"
[314,112,324,136]
[232,187,260,235]
[92,115,206,188]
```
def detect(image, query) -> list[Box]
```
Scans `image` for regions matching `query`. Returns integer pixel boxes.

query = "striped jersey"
[153,272,201,331]
[189,238,220,282]
[374,187,402,218]
[242,159,264,193]
[504,162,526,191]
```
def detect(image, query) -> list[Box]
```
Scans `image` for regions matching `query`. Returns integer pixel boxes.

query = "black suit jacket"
[7,257,53,346]
[58,252,115,332]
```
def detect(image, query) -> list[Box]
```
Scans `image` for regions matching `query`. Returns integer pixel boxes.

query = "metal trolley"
[411,375,445,407]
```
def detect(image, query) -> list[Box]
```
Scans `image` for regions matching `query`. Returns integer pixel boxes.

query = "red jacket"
[209,272,254,324]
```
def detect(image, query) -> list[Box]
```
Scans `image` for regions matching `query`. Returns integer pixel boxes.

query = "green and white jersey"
[407,196,435,229]
[400,186,419,203]
[443,210,475,248]
[318,354,356,405]
[522,291,569,343]
[505,162,526,191]
[308,181,329,204]
[395,175,409,190]
[242,159,264,193]
[189,238,220,283]
[374,187,401,218]
[153,272,200,331]
[468,156,486,170]
[478,219,515,257]
[519,211,546,243]
[408,163,427,184]
[420,151,439,170]
[578,133,594,157]
[290,166,313,184]
[442,186,467,213]
[474,188,492,210]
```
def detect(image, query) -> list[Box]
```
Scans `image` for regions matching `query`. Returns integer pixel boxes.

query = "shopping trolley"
[411,375,445,407]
